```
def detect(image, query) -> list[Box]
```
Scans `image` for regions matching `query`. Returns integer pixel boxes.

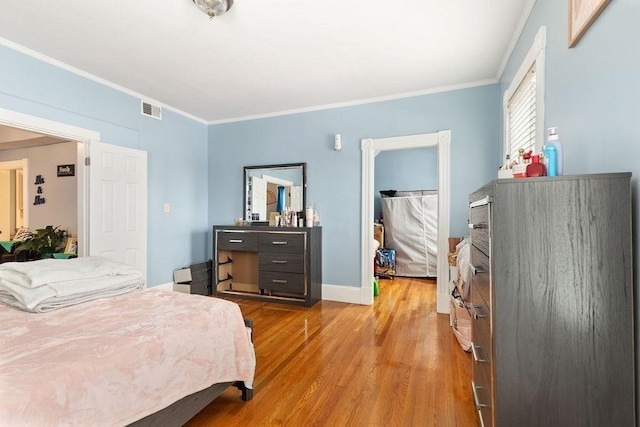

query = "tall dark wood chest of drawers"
[212,226,322,307]
[469,173,635,426]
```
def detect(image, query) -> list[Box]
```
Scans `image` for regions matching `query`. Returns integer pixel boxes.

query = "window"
[503,27,546,165]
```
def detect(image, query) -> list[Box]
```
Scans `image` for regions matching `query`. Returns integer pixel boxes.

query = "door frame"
[0,107,100,256]
[0,159,29,232]
[361,130,451,312]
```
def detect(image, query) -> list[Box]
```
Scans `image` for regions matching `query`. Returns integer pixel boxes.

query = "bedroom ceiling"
[0,127,68,151]
[0,0,532,124]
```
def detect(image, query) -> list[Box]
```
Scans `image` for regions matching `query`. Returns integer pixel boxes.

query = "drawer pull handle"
[470,264,483,275]
[229,239,243,243]
[471,342,488,363]
[468,223,486,230]
[272,279,288,284]
[470,304,487,319]
[272,260,288,264]
[272,241,288,245]
[471,381,490,409]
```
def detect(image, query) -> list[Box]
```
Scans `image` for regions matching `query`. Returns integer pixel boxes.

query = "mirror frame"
[243,162,307,224]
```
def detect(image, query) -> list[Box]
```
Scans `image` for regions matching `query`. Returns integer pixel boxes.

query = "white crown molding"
[496,0,538,81]
[0,37,208,125]
[1,34,506,127]
[207,79,498,125]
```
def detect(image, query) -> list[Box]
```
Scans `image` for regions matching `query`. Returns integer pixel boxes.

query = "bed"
[0,257,255,426]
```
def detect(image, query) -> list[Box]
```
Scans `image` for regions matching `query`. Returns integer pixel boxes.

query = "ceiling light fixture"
[192,0,233,20]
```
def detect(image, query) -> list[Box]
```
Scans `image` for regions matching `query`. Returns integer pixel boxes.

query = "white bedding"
[0,288,256,426]
[0,257,144,312]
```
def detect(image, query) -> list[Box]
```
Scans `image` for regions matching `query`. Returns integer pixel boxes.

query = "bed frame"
[129,319,254,427]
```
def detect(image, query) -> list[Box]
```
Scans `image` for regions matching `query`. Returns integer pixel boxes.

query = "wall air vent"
[141,100,162,120]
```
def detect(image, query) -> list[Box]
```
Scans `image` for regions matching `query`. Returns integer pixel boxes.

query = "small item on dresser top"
[544,145,558,176]
[526,155,547,177]
[547,127,563,175]
[498,168,513,179]
[305,206,314,227]
[281,209,290,227]
[503,154,511,169]
[512,163,527,178]
[497,154,513,178]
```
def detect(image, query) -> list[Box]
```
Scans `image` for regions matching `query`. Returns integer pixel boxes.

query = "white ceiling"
[0,0,532,124]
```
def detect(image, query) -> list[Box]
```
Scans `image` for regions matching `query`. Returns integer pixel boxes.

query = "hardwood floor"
[186,277,478,426]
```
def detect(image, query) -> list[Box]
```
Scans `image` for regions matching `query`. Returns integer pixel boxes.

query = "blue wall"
[209,85,499,286]
[501,0,640,412]
[374,147,438,221]
[0,44,209,286]
[501,0,639,174]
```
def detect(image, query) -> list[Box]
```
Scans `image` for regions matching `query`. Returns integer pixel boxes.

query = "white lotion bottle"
[305,206,314,227]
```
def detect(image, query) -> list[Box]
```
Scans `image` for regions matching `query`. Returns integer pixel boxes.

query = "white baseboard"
[322,284,368,305]
[155,281,375,305]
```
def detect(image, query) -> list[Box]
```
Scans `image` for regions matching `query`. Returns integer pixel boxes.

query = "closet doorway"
[360,130,451,312]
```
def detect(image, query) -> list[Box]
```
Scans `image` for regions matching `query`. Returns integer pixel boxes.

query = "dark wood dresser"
[469,173,635,426]
[212,225,322,307]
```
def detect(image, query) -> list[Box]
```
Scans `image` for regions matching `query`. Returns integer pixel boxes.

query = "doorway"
[0,108,148,283]
[0,108,96,256]
[361,130,451,312]
[0,159,28,237]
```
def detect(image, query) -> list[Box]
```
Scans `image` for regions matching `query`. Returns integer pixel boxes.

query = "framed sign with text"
[57,164,75,177]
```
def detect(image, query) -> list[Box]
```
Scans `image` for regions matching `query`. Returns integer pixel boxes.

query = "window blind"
[506,65,536,162]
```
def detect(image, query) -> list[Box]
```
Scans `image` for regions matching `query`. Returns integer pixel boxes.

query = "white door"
[89,142,147,283]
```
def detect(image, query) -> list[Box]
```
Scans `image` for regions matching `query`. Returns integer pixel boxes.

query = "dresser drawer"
[259,233,305,253]
[190,279,211,296]
[190,261,212,283]
[470,286,491,354]
[470,247,491,308]
[472,366,493,427]
[470,306,491,366]
[259,271,305,293]
[470,204,488,224]
[469,204,490,257]
[259,252,304,273]
[471,286,493,427]
[216,231,259,251]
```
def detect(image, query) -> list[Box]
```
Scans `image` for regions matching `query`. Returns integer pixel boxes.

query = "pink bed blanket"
[0,289,255,426]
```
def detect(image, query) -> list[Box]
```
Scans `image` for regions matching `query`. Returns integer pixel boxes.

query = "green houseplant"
[14,226,70,260]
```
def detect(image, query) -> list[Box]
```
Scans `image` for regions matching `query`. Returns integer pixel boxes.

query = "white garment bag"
[381,191,438,277]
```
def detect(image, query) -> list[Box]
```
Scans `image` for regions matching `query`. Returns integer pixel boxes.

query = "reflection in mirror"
[244,163,306,223]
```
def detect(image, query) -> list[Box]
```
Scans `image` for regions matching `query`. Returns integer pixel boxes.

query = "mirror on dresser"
[243,163,306,223]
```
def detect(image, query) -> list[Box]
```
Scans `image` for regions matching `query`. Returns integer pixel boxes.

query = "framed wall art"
[569,0,611,47]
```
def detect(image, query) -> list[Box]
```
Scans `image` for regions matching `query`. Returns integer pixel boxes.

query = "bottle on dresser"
[545,127,563,176]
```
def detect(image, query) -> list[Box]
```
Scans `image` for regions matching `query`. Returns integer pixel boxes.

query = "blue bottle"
[547,127,563,175]
[544,145,557,176]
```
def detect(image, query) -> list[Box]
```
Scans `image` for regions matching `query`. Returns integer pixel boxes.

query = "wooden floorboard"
[185,277,479,426]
